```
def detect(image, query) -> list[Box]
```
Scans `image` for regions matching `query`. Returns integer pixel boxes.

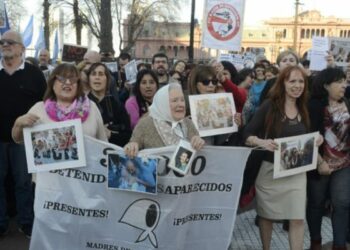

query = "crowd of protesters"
[1,29,350,250]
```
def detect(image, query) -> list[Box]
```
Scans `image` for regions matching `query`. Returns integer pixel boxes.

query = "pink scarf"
[44,96,90,122]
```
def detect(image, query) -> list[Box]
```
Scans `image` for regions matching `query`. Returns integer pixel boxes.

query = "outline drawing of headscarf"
[119,199,161,248]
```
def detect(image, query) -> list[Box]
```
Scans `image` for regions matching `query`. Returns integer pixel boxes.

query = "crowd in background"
[1,29,350,250]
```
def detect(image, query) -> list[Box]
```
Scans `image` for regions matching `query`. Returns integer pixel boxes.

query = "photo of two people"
[108,153,157,194]
[274,132,319,179]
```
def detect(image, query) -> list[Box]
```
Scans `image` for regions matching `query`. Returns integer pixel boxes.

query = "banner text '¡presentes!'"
[43,201,109,218]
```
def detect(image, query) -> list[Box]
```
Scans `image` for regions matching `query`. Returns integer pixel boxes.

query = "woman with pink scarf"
[12,63,107,142]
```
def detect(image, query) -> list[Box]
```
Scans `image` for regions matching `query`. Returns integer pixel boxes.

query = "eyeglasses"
[0,39,21,46]
[56,75,78,85]
[201,79,219,86]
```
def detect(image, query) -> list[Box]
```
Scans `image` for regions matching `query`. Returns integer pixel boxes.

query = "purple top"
[125,96,141,129]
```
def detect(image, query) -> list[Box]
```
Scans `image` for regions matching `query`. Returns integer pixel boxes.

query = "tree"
[4,0,26,30]
[113,0,181,54]
[55,0,84,45]
[77,0,114,54]
[43,0,51,50]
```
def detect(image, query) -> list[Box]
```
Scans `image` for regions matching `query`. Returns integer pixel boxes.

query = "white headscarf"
[149,83,187,145]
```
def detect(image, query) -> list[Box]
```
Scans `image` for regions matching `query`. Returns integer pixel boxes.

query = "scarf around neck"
[44,96,90,122]
[149,84,186,145]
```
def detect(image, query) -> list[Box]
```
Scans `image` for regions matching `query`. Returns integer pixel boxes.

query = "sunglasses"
[0,39,21,46]
[201,79,219,86]
[56,75,78,85]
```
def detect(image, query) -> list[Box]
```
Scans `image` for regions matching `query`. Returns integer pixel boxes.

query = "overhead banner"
[202,0,246,51]
[30,136,251,250]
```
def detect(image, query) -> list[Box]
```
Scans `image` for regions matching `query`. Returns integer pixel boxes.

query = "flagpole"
[188,0,195,63]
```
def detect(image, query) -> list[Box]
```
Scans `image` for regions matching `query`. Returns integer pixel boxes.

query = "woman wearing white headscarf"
[124,82,204,157]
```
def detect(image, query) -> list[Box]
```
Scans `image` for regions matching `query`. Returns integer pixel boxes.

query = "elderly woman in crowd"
[87,62,131,147]
[125,69,159,129]
[243,65,322,250]
[12,63,107,142]
[124,82,204,157]
[307,67,350,250]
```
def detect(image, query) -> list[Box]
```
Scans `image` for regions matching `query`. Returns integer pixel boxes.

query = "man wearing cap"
[0,30,46,238]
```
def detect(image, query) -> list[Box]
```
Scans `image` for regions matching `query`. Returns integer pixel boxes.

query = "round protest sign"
[207,3,241,41]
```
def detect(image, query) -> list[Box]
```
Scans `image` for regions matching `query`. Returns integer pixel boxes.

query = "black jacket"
[88,92,131,147]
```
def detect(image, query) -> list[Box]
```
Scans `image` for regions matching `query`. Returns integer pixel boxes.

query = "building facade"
[123,10,350,63]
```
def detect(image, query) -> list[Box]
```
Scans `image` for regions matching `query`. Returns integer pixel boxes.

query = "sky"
[181,0,350,26]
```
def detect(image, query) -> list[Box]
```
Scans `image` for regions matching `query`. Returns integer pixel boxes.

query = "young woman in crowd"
[186,64,242,145]
[87,63,131,147]
[243,65,322,250]
[236,68,256,99]
[265,65,279,80]
[12,63,107,142]
[307,67,350,250]
[242,62,267,125]
[259,50,299,104]
[188,64,246,113]
[125,69,159,129]
[124,82,204,157]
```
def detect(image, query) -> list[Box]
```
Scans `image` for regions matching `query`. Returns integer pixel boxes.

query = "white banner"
[30,136,251,250]
[202,0,246,51]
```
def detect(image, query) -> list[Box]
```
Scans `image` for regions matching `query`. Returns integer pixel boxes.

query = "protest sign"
[189,93,237,137]
[202,0,246,51]
[30,136,251,250]
[274,132,319,179]
[104,62,118,73]
[329,37,350,67]
[62,44,88,63]
[23,119,86,173]
[309,37,328,71]
[125,59,138,83]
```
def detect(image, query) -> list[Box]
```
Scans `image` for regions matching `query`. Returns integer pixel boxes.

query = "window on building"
[143,45,150,57]
[283,29,287,38]
[175,32,179,37]
[316,29,320,36]
[248,33,253,37]
[306,29,310,38]
[159,45,166,53]
[321,29,325,37]
[301,29,305,39]
[143,30,149,37]
[340,30,343,37]
[348,30,350,38]
[174,46,178,57]
[311,29,315,37]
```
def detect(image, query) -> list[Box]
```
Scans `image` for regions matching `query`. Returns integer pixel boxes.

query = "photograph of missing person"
[23,119,86,173]
[108,153,157,194]
[274,132,319,179]
[189,93,237,137]
[168,140,196,175]
[329,37,350,67]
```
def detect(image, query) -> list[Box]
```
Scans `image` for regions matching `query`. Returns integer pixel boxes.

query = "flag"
[0,3,10,35]
[34,25,45,58]
[22,15,34,47]
[52,29,59,64]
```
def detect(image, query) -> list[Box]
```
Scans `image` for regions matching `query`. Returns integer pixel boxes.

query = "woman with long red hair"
[243,65,322,250]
